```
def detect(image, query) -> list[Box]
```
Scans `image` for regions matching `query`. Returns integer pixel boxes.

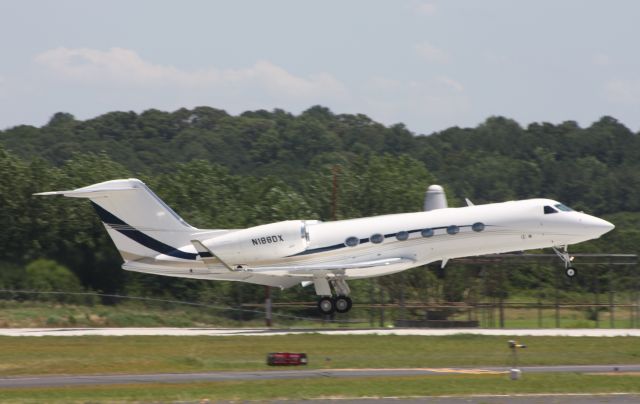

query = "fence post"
[369,279,375,327]
[555,266,560,328]
[595,267,600,328]
[499,266,505,328]
[537,295,542,328]
[633,291,640,328]
[608,265,614,328]
[399,272,406,321]
[379,283,385,327]
[265,286,272,327]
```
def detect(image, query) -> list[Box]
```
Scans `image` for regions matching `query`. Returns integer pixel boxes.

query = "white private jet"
[36,179,614,315]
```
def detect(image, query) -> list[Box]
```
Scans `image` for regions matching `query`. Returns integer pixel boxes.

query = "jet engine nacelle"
[201,220,308,264]
[424,184,448,211]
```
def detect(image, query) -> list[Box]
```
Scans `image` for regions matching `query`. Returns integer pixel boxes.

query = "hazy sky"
[1,0,639,135]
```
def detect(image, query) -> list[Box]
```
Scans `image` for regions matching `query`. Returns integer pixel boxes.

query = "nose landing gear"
[553,246,577,278]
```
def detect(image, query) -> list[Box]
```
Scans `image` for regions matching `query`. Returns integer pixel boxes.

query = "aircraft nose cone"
[583,216,615,236]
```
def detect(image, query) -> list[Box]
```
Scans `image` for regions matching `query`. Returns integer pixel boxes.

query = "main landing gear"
[317,295,353,315]
[553,246,577,278]
[315,278,353,315]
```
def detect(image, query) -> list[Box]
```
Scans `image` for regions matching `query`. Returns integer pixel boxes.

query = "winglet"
[465,198,474,206]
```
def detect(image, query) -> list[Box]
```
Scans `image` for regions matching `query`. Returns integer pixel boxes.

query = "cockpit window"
[544,205,558,214]
[555,203,574,212]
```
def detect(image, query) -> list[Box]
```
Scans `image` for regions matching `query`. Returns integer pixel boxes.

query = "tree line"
[1,106,638,310]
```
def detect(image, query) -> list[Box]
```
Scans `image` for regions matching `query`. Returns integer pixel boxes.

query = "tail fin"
[35,178,199,261]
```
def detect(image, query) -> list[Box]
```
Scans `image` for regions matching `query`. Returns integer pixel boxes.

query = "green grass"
[0,374,639,402]
[2,298,638,329]
[0,334,639,376]
[0,300,268,328]
[0,334,638,401]
[450,307,640,329]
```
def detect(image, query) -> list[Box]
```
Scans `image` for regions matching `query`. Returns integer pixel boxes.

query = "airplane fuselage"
[124,198,613,282]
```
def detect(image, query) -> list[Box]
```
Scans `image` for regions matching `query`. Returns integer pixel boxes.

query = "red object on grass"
[267,352,308,366]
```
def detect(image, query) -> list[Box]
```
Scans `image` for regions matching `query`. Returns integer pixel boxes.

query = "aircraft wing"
[248,257,414,274]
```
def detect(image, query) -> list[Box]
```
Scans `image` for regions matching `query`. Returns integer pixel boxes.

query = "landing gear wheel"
[565,267,577,278]
[335,296,353,313]
[317,296,335,315]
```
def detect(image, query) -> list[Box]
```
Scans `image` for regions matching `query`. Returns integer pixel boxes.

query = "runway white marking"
[1,328,639,337]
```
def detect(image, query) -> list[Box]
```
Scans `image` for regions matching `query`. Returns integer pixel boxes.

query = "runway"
[1,328,638,389]
[1,327,640,337]
[271,395,640,404]
[1,365,639,388]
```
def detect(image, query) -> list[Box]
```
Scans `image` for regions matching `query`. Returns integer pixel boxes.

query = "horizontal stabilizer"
[33,190,71,196]
[33,181,140,198]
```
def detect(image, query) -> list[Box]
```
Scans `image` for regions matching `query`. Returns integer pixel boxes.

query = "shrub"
[24,259,83,303]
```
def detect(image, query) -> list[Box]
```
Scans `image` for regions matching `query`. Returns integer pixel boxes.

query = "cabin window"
[544,205,558,214]
[555,203,574,212]
[472,222,485,232]
[370,233,384,244]
[447,225,460,235]
[345,236,359,247]
[421,228,434,238]
[396,231,409,241]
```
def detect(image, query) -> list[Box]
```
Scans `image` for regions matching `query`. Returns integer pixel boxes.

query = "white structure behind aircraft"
[36,179,614,314]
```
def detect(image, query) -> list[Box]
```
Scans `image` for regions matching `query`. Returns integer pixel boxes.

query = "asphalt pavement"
[0,365,639,388]
[1,327,640,337]
[266,395,640,404]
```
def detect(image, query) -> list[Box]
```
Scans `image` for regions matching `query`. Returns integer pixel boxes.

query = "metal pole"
[537,295,542,328]
[609,289,615,328]
[399,272,405,321]
[467,267,472,322]
[608,266,614,328]
[633,291,640,328]
[369,279,375,327]
[379,283,385,327]
[237,285,244,324]
[265,286,272,327]
[555,266,560,328]
[595,267,600,328]
[468,278,473,322]
[493,298,497,328]
[499,266,505,328]
[632,292,635,328]
[636,290,639,329]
